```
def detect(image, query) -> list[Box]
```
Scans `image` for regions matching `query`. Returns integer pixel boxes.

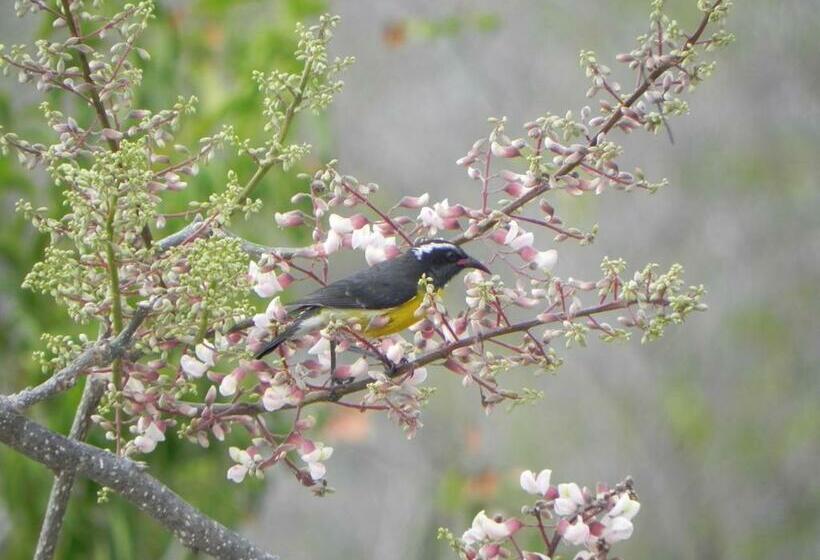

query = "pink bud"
[274,210,304,228]
[491,141,521,158]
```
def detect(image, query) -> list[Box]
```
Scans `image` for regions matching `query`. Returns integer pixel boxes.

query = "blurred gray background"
[247,1,820,559]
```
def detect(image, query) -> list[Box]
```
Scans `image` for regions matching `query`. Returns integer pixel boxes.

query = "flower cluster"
[440,469,640,560]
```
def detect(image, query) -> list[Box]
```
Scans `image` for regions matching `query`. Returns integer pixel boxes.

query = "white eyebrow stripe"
[411,242,458,259]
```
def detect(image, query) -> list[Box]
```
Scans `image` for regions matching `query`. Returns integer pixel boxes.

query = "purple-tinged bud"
[539,199,555,218]
[467,166,481,180]
[397,193,430,208]
[456,154,477,167]
[491,141,521,158]
[274,210,304,228]
[616,53,635,63]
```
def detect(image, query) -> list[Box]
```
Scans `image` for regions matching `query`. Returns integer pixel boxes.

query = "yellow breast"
[322,290,434,339]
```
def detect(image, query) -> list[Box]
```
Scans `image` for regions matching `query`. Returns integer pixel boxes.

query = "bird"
[254,239,489,360]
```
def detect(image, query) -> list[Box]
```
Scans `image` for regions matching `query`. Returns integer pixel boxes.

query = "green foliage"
[0,1,329,558]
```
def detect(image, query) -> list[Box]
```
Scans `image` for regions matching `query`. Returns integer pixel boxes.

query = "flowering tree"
[0,1,732,558]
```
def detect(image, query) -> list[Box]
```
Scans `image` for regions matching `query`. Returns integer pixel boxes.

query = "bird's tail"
[254,307,318,360]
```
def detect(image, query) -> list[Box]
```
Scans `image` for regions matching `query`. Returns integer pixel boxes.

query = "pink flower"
[397,193,430,208]
[274,210,304,228]
[520,468,552,496]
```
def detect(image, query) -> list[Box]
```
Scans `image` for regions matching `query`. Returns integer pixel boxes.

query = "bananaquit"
[254,239,489,359]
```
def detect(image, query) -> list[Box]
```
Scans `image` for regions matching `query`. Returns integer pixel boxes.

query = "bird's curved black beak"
[457,257,490,274]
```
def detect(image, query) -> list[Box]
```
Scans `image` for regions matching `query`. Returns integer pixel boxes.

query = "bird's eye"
[446,250,459,262]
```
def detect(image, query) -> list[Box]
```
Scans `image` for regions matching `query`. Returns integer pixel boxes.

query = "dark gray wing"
[293,252,425,309]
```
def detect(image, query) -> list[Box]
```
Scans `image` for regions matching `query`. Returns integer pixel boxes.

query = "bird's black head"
[410,239,490,288]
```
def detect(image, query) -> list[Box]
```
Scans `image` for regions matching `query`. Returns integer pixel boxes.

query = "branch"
[8,304,150,409]
[452,0,723,245]
[34,377,106,560]
[59,0,119,152]
[195,298,652,417]
[0,396,278,560]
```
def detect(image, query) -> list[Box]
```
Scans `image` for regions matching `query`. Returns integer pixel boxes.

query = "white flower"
[219,373,238,397]
[349,356,369,377]
[308,336,331,356]
[262,384,299,412]
[563,517,590,546]
[226,464,248,483]
[322,229,344,255]
[554,482,585,516]
[253,296,287,329]
[226,446,256,483]
[520,468,552,496]
[301,442,333,481]
[407,367,427,385]
[195,343,216,367]
[249,261,283,297]
[363,231,396,265]
[351,224,372,249]
[503,221,534,251]
[181,354,208,378]
[134,421,166,454]
[385,342,404,364]
[124,376,145,394]
[134,435,157,454]
[608,494,641,520]
[602,516,634,543]
[328,213,354,234]
[418,206,445,231]
[533,249,558,271]
[461,511,521,546]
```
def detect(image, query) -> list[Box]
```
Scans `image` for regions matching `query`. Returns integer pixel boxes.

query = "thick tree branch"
[0,397,278,560]
[33,377,106,560]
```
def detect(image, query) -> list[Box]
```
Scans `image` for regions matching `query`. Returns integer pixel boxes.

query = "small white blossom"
[262,384,300,412]
[520,468,552,496]
[602,516,634,543]
[563,517,590,546]
[301,442,333,481]
[181,354,208,378]
[554,482,585,516]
